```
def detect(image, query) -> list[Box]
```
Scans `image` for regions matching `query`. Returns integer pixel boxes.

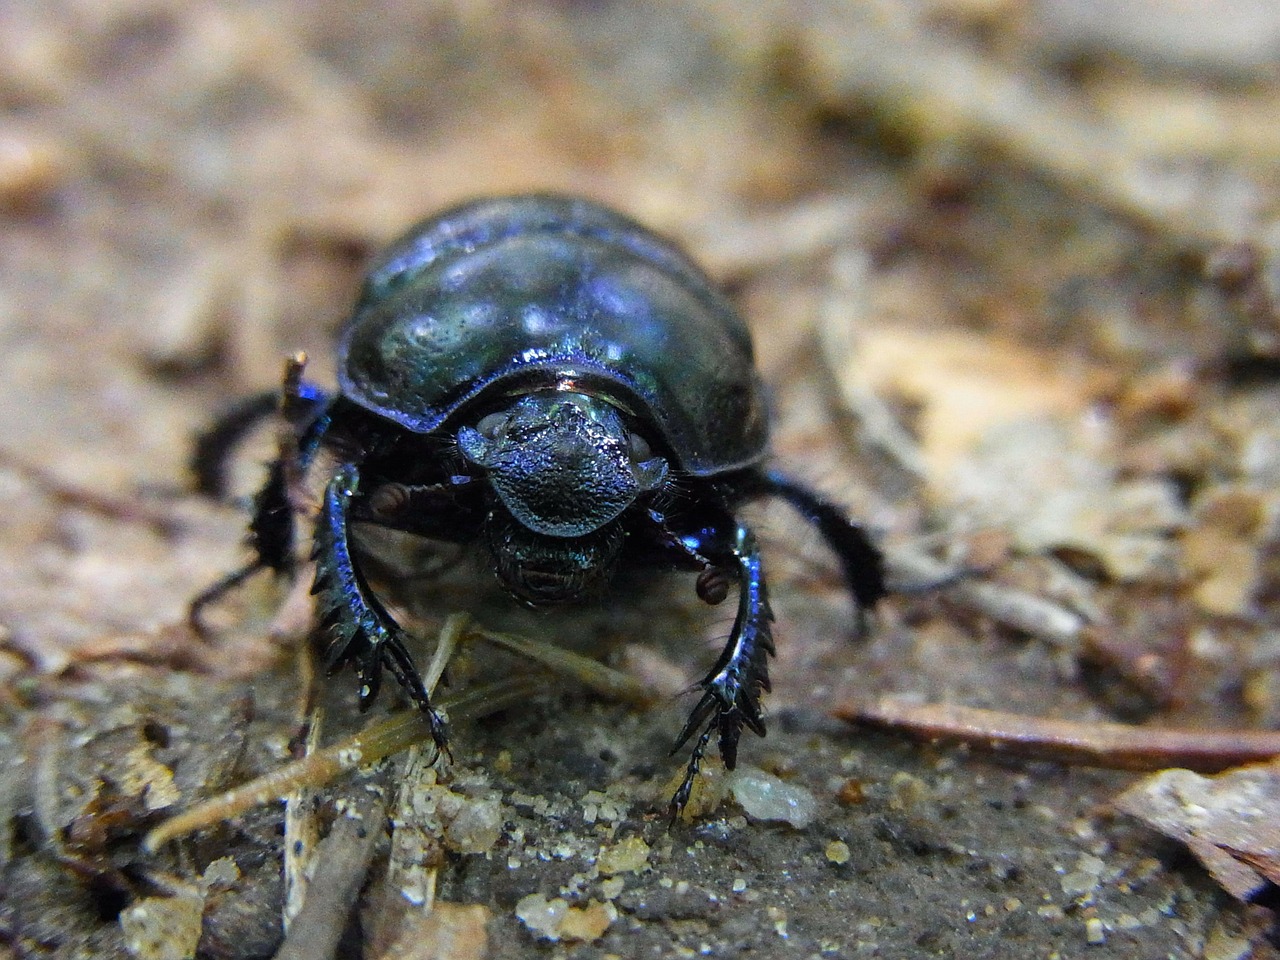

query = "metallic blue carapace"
[339,195,768,476]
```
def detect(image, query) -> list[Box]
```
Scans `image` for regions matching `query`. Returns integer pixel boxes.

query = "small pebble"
[728,765,818,828]
[515,894,568,941]
[120,896,204,960]
[1085,917,1106,945]
[888,771,931,811]
[557,901,614,942]
[836,778,865,805]
[597,835,650,876]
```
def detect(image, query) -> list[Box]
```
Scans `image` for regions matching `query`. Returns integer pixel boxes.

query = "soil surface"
[2,3,1279,958]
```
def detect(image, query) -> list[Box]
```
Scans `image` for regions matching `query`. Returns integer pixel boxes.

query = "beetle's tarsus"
[669,724,716,823]
[313,463,450,754]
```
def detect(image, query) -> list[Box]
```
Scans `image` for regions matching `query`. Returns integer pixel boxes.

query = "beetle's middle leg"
[189,356,333,632]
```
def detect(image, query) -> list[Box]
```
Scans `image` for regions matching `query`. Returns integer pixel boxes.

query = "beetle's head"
[458,391,669,603]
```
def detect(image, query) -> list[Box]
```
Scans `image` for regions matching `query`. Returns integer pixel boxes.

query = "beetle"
[192,195,887,813]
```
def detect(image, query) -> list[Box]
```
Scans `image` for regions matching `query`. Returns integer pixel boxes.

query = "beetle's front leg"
[312,462,449,753]
[656,512,773,818]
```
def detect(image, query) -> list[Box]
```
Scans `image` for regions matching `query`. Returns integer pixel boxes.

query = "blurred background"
[1,1,1279,958]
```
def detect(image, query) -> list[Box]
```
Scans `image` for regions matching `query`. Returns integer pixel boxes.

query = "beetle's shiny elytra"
[191,195,887,816]
[344,196,768,475]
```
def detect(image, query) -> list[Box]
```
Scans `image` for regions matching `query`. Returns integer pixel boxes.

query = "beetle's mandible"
[191,195,887,814]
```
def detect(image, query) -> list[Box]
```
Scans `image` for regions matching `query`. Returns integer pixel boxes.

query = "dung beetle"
[192,195,886,813]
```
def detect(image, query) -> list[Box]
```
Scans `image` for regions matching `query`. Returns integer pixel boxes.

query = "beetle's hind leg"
[311,462,450,754]
[188,355,333,633]
[758,468,887,635]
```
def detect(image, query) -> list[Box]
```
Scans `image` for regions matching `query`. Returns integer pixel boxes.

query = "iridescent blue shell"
[339,195,767,475]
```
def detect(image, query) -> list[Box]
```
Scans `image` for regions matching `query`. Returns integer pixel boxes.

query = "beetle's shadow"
[348,522,721,688]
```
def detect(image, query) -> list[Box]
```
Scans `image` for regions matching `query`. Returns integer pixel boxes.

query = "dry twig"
[839,697,1280,773]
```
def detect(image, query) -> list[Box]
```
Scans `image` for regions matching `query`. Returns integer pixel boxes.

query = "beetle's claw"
[668,658,771,821]
[668,723,715,825]
[313,555,452,758]
[671,689,718,755]
[379,630,452,757]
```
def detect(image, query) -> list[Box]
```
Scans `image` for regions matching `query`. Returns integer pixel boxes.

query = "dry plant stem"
[145,623,650,850]
[143,675,543,852]
[273,769,388,960]
[289,637,319,729]
[474,627,657,706]
[689,190,886,278]
[887,547,1086,650]
[283,708,324,932]
[28,715,65,850]
[839,698,1280,773]
[279,620,467,942]
[423,612,470,694]
[818,247,930,482]
[371,743,447,950]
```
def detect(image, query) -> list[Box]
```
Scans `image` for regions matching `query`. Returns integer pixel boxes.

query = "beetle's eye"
[628,432,652,461]
[475,412,506,440]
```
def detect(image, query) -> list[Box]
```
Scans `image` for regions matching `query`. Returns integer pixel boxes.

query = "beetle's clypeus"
[192,195,887,814]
